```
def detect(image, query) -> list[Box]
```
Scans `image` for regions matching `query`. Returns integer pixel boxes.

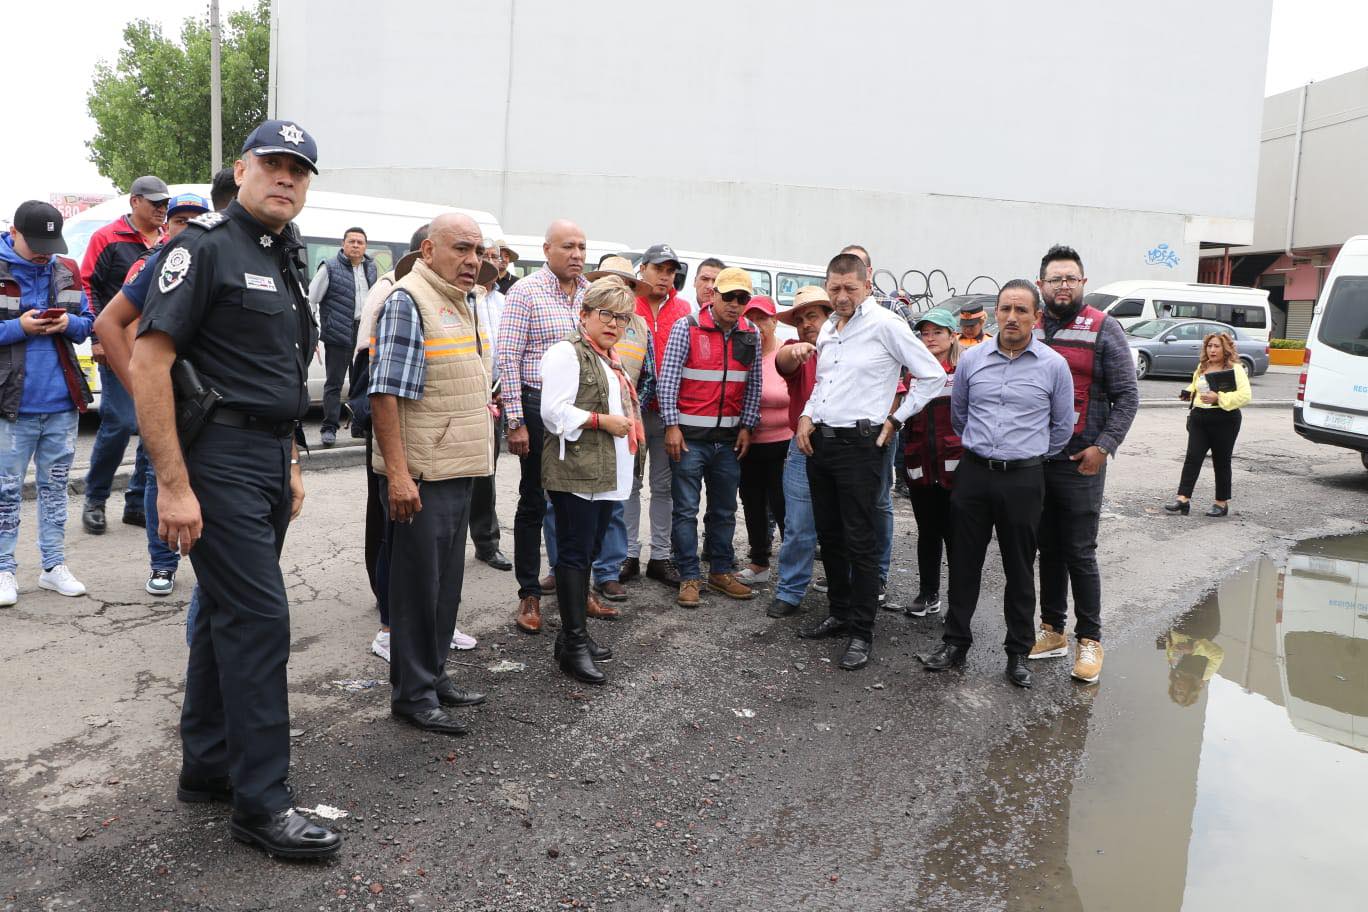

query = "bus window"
[305,237,396,276]
[745,269,772,297]
[777,272,824,307]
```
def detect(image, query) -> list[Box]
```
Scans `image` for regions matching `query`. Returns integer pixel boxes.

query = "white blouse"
[539,340,633,501]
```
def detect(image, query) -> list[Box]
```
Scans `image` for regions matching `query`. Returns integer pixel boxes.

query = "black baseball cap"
[12,201,67,256]
[242,119,319,173]
[641,243,681,268]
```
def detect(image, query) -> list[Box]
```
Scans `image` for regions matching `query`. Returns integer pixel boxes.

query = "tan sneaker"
[1072,638,1104,683]
[1028,623,1069,660]
[708,572,755,600]
[677,579,701,608]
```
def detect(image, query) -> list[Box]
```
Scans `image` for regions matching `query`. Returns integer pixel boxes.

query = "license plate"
[1324,413,1353,431]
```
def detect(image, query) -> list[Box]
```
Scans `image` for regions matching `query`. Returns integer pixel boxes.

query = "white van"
[622,248,826,310]
[1293,234,1368,470]
[1084,280,1273,342]
[62,187,502,406]
[496,234,629,283]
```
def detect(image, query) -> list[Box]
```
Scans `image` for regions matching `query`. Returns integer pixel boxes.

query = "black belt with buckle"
[964,450,1044,472]
[210,408,296,438]
[815,422,876,440]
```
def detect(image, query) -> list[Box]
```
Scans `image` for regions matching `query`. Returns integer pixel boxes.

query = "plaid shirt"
[656,315,763,429]
[369,289,428,400]
[496,267,589,424]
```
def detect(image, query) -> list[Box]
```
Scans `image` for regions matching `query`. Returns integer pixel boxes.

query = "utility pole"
[210,0,223,175]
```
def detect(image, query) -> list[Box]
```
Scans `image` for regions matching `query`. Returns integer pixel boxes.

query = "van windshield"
[1084,292,1117,311]
[1318,277,1368,356]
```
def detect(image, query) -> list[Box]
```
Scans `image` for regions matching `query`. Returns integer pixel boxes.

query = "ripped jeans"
[0,410,78,573]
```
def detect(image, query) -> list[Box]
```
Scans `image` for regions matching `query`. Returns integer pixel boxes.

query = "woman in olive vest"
[539,277,645,684]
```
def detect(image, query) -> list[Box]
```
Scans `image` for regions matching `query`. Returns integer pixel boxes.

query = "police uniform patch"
[191,211,225,229]
[159,247,192,293]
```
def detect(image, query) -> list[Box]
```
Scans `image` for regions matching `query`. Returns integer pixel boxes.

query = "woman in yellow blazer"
[1164,332,1252,517]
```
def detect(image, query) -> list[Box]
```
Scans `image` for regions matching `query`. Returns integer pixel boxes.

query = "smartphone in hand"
[39,308,66,320]
[1179,389,1192,402]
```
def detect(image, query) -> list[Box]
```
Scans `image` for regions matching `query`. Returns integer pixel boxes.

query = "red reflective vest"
[676,307,757,437]
[902,360,961,489]
[1039,304,1108,436]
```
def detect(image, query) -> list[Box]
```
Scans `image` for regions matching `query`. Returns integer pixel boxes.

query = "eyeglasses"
[720,291,751,305]
[1042,276,1084,288]
[142,198,169,209]
[593,308,631,326]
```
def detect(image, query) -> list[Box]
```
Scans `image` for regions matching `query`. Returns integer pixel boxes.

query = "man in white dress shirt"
[794,252,946,670]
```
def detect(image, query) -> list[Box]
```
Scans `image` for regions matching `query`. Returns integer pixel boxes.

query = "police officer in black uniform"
[130,120,340,859]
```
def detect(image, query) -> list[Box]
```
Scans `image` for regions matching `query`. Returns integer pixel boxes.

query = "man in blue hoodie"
[0,201,96,606]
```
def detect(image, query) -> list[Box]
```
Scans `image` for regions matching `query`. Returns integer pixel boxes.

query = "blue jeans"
[775,439,817,605]
[0,411,78,572]
[670,439,741,580]
[876,438,894,582]
[143,464,182,572]
[544,498,623,584]
[85,364,147,509]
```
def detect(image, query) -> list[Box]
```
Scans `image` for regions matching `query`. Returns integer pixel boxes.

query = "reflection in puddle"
[922,533,1368,911]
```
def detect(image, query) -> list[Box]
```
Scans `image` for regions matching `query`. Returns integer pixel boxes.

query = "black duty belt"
[963,450,1044,472]
[210,408,296,438]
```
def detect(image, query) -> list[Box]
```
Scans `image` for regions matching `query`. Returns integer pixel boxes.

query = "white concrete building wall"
[272,0,1270,288]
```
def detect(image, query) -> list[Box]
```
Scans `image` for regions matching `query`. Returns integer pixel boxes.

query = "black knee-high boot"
[555,567,605,685]
[554,630,613,662]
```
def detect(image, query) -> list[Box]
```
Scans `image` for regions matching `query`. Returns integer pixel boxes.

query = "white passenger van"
[497,234,629,282]
[1084,280,1272,342]
[1293,234,1368,470]
[621,248,826,310]
[62,187,502,406]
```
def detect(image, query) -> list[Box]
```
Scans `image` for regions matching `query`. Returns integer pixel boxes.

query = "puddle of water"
[922,532,1368,912]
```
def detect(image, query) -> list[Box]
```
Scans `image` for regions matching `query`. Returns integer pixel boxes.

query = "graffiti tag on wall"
[1145,243,1180,268]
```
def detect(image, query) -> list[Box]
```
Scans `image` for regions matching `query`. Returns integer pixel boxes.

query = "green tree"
[86,0,270,190]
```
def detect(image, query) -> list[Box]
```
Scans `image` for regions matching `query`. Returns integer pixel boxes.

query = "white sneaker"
[38,565,86,597]
[736,567,771,584]
[450,627,477,650]
[370,629,390,663]
[0,571,15,607]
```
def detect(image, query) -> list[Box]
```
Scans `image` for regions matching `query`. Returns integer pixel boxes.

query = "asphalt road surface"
[2,405,1365,911]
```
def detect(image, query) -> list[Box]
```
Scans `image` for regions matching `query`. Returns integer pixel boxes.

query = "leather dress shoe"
[477,549,512,571]
[122,509,146,528]
[839,637,872,670]
[229,808,341,859]
[619,557,641,582]
[586,590,619,619]
[540,573,557,594]
[516,595,541,633]
[555,631,613,663]
[798,615,847,640]
[392,706,469,736]
[767,598,800,618]
[1163,499,1191,515]
[645,558,681,586]
[435,678,486,707]
[595,580,628,602]
[1006,654,1032,688]
[918,642,969,671]
[82,503,106,535]
[177,772,233,803]
[1205,503,1229,518]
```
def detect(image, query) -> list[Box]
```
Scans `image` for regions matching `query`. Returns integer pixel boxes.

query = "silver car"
[1126,318,1270,380]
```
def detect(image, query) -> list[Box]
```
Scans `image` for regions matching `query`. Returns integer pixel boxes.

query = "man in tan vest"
[370,212,494,736]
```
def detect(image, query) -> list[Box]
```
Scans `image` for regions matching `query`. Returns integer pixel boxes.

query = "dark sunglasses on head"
[720,291,751,305]
[593,308,631,326]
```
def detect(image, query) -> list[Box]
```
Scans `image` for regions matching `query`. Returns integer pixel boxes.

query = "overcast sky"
[1,0,1365,223]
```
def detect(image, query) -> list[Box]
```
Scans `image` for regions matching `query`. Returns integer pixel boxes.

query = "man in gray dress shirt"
[917,279,1074,688]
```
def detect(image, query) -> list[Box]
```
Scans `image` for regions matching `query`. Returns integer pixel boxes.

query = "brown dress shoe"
[595,580,628,602]
[587,591,619,619]
[516,595,542,634]
[708,572,755,600]
[619,557,641,582]
[677,579,701,608]
[539,573,556,595]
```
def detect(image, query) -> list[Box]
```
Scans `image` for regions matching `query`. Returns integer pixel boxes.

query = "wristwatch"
[1096,444,1110,456]
[507,418,523,431]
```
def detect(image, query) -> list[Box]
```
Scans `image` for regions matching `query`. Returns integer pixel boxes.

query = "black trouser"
[908,483,953,596]
[364,433,388,625]
[513,386,548,598]
[1038,460,1106,642]
[470,421,501,557]
[321,327,358,432]
[738,439,788,566]
[807,433,886,642]
[549,491,612,571]
[179,424,294,817]
[943,457,1044,656]
[1178,408,1241,502]
[381,476,473,714]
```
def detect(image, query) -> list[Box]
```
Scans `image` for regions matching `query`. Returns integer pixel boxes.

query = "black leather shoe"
[1205,503,1229,517]
[392,706,469,736]
[839,637,872,670]
[1163,499,1191,515]
[435,678,486,708]
[177,772,232,803]
[918,642,969,671]
[555,631,613,663]
[477,549,512,571]
[82,503,106,535]
[619,557,641,582]
[646,558,681,586]
[1006,654,1032,688]
[767,598,800,618]
[122,509,146,528]
[229,808,341,859]
[798,615,847,640]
